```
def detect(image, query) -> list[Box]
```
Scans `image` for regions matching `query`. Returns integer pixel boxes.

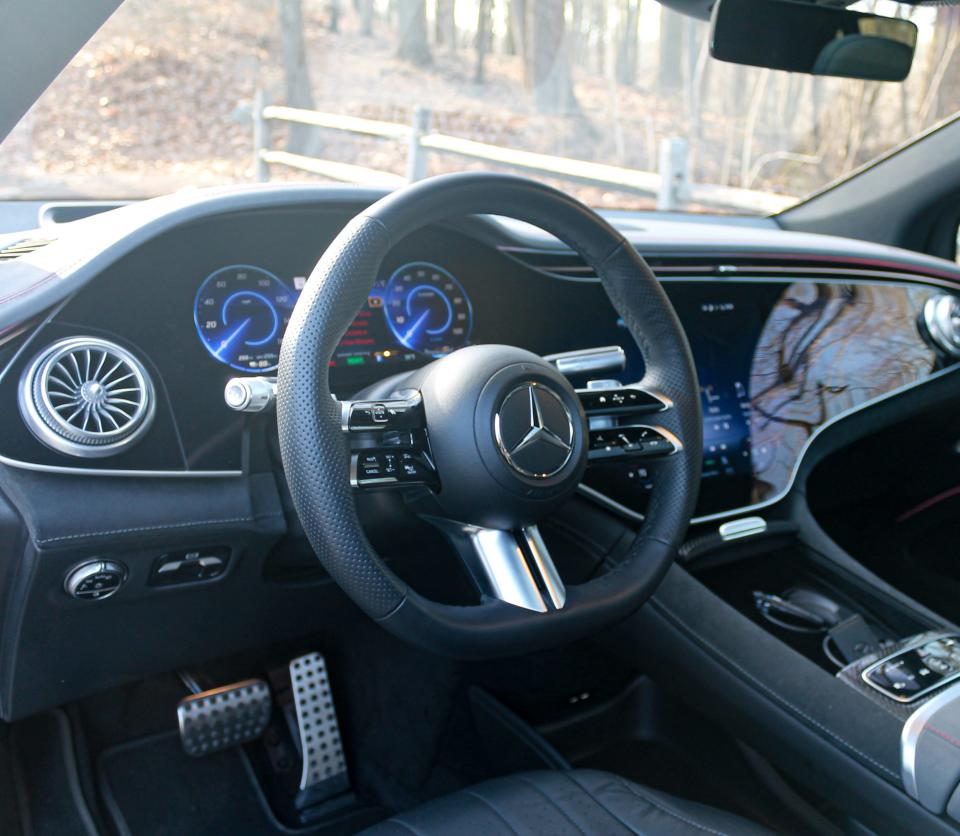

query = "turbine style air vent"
[19,337,155,458]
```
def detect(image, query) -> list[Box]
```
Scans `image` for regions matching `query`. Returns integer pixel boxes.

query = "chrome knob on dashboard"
[922,294,960,359]
[64,560,127,600]
[224,376,276,412]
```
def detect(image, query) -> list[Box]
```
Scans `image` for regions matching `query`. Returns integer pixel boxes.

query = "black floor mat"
[99,732,382,836]
[12,711,99,836]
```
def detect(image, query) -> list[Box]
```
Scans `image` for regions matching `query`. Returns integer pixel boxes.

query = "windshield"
[0,0,953,214]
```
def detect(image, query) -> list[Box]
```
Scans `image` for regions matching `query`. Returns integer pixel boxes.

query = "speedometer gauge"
[194,264,295,372]
[383,262,472,355]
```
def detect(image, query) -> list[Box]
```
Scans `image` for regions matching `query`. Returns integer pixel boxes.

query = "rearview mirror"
[710,0,918,82]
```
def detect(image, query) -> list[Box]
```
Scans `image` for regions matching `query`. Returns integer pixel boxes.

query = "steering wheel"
[277,173,702,658]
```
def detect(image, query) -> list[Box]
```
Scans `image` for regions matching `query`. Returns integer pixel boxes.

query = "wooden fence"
[252,93,795,215]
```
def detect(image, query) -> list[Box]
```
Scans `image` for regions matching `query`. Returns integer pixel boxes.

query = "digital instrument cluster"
[194,265,297,371]
[194,261,474,374]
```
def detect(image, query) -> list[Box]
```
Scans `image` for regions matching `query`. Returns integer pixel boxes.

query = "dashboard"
[0,197,954,521]
[4,186,960,719]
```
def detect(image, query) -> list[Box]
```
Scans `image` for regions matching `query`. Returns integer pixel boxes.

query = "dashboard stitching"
[0,251,95,306]
[649,597,901,781]
[34,514,283,545]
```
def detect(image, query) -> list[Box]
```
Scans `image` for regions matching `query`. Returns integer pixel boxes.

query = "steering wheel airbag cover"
[277,173,702,658]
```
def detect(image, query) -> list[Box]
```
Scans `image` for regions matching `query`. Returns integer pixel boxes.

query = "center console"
[833,634,960,822]
[598,497,960,835]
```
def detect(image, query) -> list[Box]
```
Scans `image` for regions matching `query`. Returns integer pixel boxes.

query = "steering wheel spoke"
[434,521,566,613]
[340,391,440,490]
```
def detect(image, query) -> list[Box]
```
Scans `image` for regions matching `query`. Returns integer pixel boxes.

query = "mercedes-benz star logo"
[494,382,574,479]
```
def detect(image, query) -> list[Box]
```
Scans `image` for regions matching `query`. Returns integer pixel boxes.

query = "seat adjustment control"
[64,560,127,600]
[150,547,230,587]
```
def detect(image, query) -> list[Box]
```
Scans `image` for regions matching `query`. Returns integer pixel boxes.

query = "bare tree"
[685,19,710,176]
[593,0,607,76]
[435,0,457,49]
[525,0,579,114]
[396,0,432,66]
[474,0,493,83]
[506,0,525,57]
[615,0,641,86]
[277,0,319,154]
[739,69,770,186]
[918,7,960,125]
[358,0,374,35]
[658,6,683,93]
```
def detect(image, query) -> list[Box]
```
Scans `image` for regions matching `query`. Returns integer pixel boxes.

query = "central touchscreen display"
[668,282,788,512]
[585,281,788,517]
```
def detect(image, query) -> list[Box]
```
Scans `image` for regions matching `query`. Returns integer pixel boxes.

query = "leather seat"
[361,769,772,835]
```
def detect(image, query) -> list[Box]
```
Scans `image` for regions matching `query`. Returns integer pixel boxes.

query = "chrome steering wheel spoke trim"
[432,520,566,613]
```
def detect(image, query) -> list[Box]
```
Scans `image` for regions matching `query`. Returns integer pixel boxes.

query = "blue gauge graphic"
[194,264,296,371]
[382,262,473,355]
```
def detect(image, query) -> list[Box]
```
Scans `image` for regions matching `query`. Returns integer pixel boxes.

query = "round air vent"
[18,337,155,458]
[921,294,960,360]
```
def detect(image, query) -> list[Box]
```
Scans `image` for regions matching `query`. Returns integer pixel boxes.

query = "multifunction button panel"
[578,387,666,415]
[576,385,678,464]
[352,450,438,488]
[588,425,677,460]
[862,635,960,702]
[342,393,439,490]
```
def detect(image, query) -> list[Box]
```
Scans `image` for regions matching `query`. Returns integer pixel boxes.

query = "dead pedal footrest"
[290,652,349,804]
[177,679,272,757]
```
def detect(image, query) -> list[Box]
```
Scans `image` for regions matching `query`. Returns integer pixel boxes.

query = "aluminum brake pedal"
[177,678,272,757]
